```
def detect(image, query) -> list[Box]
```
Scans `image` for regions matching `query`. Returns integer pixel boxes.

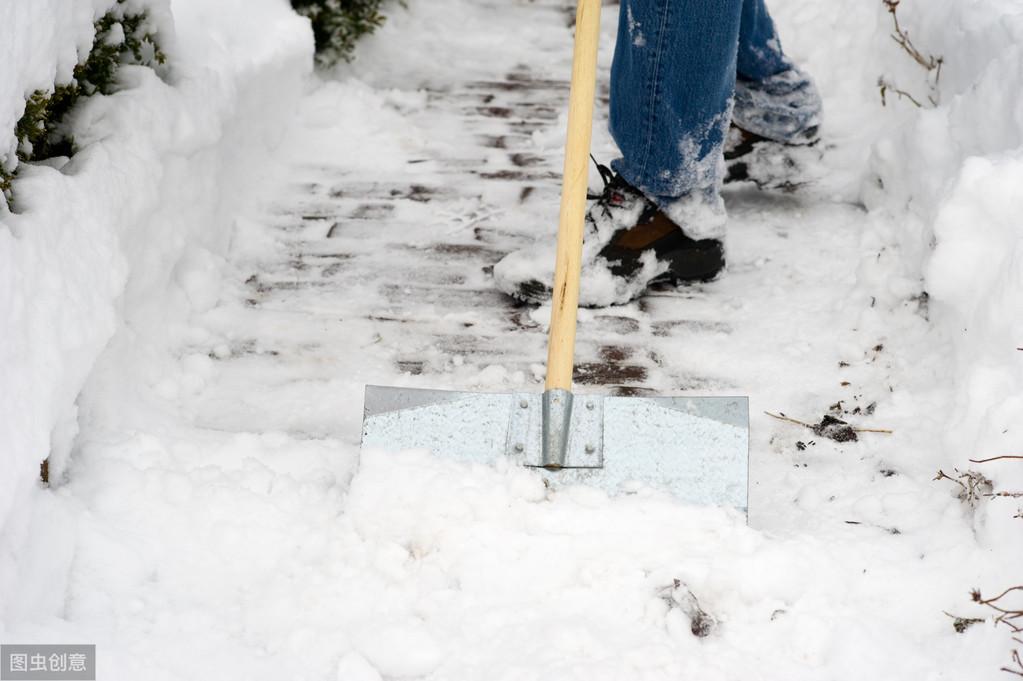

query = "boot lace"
[586,155,616,200]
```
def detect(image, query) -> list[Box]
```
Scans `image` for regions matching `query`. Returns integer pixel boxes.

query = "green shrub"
[2,0,166,209]
[291,0,389,66]
[0,167,13,207]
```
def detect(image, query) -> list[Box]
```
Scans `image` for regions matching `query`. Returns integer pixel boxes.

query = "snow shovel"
[361,0,749,509]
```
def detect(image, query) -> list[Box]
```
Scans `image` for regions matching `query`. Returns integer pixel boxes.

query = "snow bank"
[863,0,1023,560]
[0,0,312,618]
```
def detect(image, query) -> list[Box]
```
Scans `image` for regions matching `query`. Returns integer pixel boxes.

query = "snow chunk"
[336,652,383,681]
[355,623,444,678]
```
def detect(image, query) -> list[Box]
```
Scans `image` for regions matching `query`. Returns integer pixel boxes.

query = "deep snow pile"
[0,0,311,618]
[862,0,1023,602]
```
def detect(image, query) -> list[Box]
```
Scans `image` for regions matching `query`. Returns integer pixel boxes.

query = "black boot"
[493,163,724,306]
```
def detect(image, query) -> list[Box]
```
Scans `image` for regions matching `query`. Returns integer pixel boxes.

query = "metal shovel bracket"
[507,390,604,469]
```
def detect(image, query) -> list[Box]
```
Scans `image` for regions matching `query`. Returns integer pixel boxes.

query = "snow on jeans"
[608,0,821,239]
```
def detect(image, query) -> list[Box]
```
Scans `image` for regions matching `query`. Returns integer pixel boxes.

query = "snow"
[861,0,1023,554]
[0,0,312,623]
[1,0,1021,678]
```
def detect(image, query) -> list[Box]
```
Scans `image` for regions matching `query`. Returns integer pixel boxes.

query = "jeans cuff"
[611,158,727,241]
[661,191,727,241]
[611,150,724,203]
[733,64,822,144]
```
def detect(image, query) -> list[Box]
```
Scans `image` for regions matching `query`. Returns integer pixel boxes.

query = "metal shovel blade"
[361,385,749,511]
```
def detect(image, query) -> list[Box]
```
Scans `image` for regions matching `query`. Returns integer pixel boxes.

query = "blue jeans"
[609,0,821,237]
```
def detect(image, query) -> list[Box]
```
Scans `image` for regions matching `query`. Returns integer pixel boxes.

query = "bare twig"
[883,0,943,73]
[1003,648,1023,677]
[765,411,893,434]
[943,611,986,633]
[971,456,1023,464]
[935,469,965,488]
[879,78,923,108]
[974,586,1023,613]
[764,411,814,429]
[972,587,1023,675]
[935,468,994,507]
[938,468,1023,514]
[878,0,944,107]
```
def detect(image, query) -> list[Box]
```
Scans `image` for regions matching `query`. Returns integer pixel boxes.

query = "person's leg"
[736,0,788,80]
[493,0,820,305]
[608,0,743,239]
[732,0,821,144]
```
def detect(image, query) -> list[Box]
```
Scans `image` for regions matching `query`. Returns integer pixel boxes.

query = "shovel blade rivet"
[585,444,595,454]
[515,442,524,452]
[519,400,529,409]
[586,401,594,410]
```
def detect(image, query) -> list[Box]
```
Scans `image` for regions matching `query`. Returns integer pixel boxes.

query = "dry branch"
[765,411,893,437]
[879,78,923,108]
[972,587,1023,676]
[878,0,944,107]
[884,0,943,73]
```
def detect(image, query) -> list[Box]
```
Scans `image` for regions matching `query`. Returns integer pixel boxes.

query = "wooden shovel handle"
[545,0,602,392]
